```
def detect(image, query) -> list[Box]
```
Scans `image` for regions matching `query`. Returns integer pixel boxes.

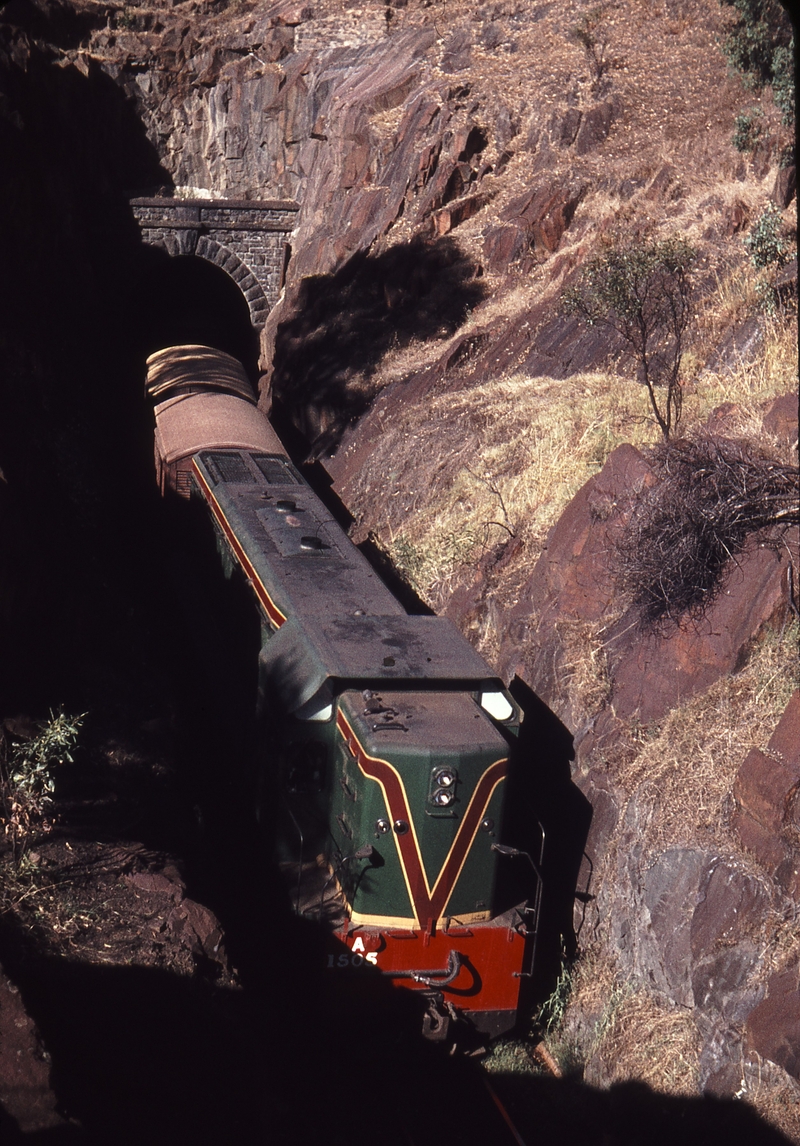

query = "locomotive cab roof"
[259,612,505,715]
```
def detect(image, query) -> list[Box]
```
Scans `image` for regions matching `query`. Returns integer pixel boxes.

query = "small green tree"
[571,8,610,94]
[563,237,696,439]
[1,710,84,865]
[744,200,791,314]
[732,106,765,151]
[720,0,795,128]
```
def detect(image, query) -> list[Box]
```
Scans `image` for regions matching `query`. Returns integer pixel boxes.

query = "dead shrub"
[616,435,799,627]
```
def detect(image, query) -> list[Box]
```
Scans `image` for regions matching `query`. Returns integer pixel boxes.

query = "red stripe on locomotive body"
[191,457,287,629]
[336,710,508,932]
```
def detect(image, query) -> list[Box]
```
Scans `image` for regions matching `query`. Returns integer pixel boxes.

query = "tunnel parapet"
[130,197,299,328]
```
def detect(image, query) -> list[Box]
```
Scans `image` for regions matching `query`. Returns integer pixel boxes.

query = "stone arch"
[143,230,269,330]
[130,198,298,330]
[194,236,270,330]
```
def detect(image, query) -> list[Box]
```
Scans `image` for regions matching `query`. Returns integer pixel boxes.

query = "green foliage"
[771,41,795,126]
[1,710,85,864]
[732,106,764,151]
[745,201,791,314]
[112,8,137,30]
[562,237,696,439]
[744,201,789,269]
[720,0,795,126]
[535,961,574,1037]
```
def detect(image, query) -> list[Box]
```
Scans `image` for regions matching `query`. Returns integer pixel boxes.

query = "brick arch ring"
[146,229,270,330]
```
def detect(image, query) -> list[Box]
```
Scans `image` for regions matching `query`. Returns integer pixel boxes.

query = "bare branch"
[616,436,799,628]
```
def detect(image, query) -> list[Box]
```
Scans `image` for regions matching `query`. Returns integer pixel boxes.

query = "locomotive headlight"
[479,691,514,721]
[429,766,458,808]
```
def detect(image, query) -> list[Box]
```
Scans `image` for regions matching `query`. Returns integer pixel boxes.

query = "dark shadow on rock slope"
[488,1072,795,1146]
[271,236,488,453]
[505,680,592,1008]
[0,24,174,716]
[0,915,531,1146]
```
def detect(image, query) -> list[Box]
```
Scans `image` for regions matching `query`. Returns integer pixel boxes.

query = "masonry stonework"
[130,198,299,329]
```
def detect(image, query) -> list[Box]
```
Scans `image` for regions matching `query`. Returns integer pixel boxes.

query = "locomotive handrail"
[383,949,463,987]
[491,821,546,980]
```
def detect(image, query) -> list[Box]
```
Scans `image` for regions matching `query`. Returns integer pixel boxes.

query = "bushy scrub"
[744,201,792,315]
[1,710,84,864]
[732,106,764,151]
[720,0,795,127]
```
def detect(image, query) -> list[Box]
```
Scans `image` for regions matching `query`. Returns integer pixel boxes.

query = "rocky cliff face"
[53,0,795,430]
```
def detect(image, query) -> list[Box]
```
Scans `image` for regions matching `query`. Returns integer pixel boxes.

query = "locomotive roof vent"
[205,451,253,484]
[251,453,300,486]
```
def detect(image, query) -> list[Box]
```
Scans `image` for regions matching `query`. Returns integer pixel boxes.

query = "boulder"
[746,962,800,1080]
[771,163,797,209]
[0,963,64,1134]
[732,690,800,899]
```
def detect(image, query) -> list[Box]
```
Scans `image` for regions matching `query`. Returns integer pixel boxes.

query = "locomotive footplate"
[328,908,530,1039]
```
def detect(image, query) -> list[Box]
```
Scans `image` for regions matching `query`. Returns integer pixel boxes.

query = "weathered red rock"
[441,27,472,73]
[761,392,798,447]
[430,191,489,236]
[499,437,798,740]
[549,106,582,148]
[574,100,616,155]
[500,178,587,254]
[601,529,798,726]
[772,163,797,208]
[124,866,230,971]
[645,161,680,201]
[0,963,64,1134]
[746,961,800,1080]
[498,444,654,730]
[720,198,749,236]
[732,690,800,899]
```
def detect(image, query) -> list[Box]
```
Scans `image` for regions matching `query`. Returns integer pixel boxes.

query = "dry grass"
[486,941,701,1096]
[609,620,799,854]
[371,307,795,623]
[587,984,701,1095]
[557,944,700,1095]
[689,317,799,444]
[555,619,615,721]
[372,369,661,612]
[742,1059,800,1142]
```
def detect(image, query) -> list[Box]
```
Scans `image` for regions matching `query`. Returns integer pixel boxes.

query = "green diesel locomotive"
[148,344,543,1040]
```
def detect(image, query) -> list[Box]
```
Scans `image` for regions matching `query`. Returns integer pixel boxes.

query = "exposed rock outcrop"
[733,691,800,902]
[0,963,64,1136]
